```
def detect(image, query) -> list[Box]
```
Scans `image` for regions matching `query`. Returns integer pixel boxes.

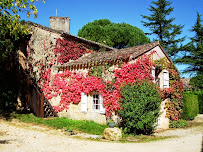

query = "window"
[92,94,100,110]
[92,93,105,114]
[163,69,169,88]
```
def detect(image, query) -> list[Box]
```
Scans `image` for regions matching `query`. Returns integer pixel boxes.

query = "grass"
[4,113,195,143]
[9,114,108,135]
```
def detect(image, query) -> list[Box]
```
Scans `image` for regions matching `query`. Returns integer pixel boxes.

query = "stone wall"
[26,25,170,129]
[156,98,170,130]
[58,94,107,124]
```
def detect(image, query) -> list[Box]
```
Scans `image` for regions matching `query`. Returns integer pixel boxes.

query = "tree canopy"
[0,0,45,58]
[175,12,203,75]
[141,0,185,57]
[78,19,150,49]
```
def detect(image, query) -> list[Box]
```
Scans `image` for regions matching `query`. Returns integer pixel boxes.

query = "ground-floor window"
[92,93,105,114]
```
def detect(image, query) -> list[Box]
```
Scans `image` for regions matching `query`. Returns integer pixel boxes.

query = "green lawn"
[10,114,107,135]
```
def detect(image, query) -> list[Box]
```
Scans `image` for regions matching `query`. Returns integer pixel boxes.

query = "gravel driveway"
[0,117,202,152]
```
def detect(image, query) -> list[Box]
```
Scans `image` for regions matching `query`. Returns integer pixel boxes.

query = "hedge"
[182,92,199,120]
[193,91,203,114]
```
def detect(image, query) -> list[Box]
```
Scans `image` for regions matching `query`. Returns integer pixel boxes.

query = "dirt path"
[0,119,202,152]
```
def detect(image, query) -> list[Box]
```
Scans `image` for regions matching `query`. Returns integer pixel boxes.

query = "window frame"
[91,93,105,114]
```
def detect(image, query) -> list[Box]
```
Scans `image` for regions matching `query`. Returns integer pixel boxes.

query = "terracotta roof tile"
[58,41,160,68]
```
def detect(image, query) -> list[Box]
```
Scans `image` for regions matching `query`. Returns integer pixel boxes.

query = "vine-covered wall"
[26,25,183,126]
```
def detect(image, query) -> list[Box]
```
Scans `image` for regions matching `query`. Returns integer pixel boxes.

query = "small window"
[92,94,100,111]
[92,93,105,114]
[163,69,169,88]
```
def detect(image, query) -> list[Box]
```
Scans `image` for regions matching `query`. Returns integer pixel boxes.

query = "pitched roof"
[58,41,162,69]
[27,21,113,51]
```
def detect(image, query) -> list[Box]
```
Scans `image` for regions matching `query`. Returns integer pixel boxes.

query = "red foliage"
[114,55,154,89]
[54,38,87,64]
[39,54,155,116]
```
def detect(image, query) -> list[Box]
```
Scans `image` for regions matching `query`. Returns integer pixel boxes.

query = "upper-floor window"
[163,69,169,88]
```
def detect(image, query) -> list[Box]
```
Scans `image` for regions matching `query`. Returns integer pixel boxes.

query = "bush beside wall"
[182,92,199,120]
[119,80,161,135]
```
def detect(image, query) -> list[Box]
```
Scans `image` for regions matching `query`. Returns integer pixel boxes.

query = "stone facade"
[18,19,174,130]
[57,94,107,124]
[156,98,170,130]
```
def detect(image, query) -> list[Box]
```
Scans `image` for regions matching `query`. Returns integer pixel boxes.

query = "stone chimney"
[50,16,70,33]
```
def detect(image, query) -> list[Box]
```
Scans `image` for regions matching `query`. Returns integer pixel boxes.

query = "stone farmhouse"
[18,17,173,130]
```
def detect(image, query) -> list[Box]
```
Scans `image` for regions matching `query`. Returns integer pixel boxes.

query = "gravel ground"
[0,116,203,152]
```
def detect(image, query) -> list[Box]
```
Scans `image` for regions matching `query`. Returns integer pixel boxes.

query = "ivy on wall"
[27,38,184,120]
[54,38,87,64]
[155,57,184,121]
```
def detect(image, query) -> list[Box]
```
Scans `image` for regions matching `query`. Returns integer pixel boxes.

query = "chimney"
[50,16,70,33]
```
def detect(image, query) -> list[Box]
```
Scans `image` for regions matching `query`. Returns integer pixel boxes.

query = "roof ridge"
[27,21,114,51]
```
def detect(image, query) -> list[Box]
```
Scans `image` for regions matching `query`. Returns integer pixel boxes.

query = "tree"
[175,12,203,75]
[78,19,150,49]
[189,75,203,90]
[141,0,185,57]
[0,0,45,58]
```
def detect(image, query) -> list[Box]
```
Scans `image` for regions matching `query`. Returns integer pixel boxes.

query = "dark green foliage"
[0,56,18,114]
[119,80,161,135]
[169,119,189,128]
[175,12,203,74]
[78,19,150,49]
[189,75,203,90]
[192,91,203,114]
[197,92,203,114]
[141,0,185,57]
[11,114,107,135]
[182,92,199,120]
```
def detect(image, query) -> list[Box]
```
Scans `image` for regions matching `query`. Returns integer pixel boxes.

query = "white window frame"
[163,69,169,88]
[152,66,156,83]
[92,93,105,114]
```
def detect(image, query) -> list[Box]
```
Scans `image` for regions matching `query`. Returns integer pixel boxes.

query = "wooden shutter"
[152,66,156,83]
[99,94,105,114]
[81,92,87,113]
[163,69,169,88]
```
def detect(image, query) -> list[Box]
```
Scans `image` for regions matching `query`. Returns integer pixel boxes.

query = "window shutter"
[152,66,156,83]
[99,94,105,114]
[81,92,87,113]
[163,69,169,88]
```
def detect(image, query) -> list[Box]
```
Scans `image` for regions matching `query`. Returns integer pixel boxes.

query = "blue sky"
[22,0,203,78]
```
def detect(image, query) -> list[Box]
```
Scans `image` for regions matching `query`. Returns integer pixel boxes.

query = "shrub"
[182,92,199,120]
[119,80,161,135]
[197,92,203,114]
[193,91,203,114]
[169,119,189,128]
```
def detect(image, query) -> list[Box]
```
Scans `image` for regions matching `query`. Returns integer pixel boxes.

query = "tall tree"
[141,0,185,57]
[78,19,150,49]
[175,12,203,75]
